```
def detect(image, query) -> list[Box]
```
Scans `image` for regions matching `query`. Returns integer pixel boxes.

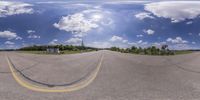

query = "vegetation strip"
[110,45,193,56]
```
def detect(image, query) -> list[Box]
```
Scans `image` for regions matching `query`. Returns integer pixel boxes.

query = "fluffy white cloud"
[105,1,150,5]
[87,41,112,48]
[169,43,194,50]
[128,40,148,47]
[152,42,167,48]
[27,30,35,33]
[137,40,143,44]
[186,21,193,25]
[137,40,148,45]
[166,37,188,44]
[110,35,123,42]
[0,31,22,40]
[0,1,33,17]
[136,34,143,37]
[135,12,154,20]
[54,13,98,37]
[122,40,128,43]
[145,1,200,23]
[143,29,154,35]
[66,37,82,44]
[4,41,15,45]
[27,30,40,39]
[49,39,58,45]
[28,35,40,39]
[16,36,22,40]
[109,35,128,43]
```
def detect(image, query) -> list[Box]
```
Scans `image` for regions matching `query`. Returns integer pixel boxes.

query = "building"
[46,47,60,54]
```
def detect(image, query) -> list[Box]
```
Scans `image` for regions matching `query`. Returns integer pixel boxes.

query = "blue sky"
[0,0,200,50]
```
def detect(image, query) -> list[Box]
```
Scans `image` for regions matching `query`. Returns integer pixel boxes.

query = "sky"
[0,0,200,50]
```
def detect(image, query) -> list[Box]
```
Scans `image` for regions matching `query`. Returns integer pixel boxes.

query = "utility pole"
[81,39,84,47]
[81,38,85,50]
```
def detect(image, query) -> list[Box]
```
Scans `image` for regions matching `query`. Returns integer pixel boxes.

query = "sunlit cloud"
[54,13,98,37]
[66,37,82,45]
[49,39,58,45]
[135,12,154,20]
[0,1,33,17]
[143,29,154,35]
[145,1,200,23]
[166,37,188,44]
[4,41,15,45]
[0,31,22,40]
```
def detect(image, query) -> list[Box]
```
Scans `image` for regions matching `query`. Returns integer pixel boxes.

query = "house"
[46,47,60,54]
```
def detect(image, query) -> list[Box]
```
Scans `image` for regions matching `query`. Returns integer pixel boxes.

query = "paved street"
[1,50,200,100]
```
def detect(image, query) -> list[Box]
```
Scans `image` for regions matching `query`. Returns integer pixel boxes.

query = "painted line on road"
[6,54,104,93]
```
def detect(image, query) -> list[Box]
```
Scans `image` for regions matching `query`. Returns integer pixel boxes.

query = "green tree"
[131,46,137,53]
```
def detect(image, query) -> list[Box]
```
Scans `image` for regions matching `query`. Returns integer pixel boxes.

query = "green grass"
[18,51,48,54]
[18,50,95,55]
[174,50,193,55]
[62,50,92,54]
[119,50,193,56]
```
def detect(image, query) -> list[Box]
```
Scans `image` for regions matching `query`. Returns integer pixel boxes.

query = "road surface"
[0,50,200,100]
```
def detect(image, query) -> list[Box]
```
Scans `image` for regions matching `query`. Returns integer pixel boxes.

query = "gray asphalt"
[1,50,200,100]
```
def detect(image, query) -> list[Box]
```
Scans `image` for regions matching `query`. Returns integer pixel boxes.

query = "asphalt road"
[1,50,200,100]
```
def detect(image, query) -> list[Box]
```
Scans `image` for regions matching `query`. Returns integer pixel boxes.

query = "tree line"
[18,45,98,51]
[110,45,175,55]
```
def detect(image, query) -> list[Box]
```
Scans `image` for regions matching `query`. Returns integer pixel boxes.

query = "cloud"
[27,30,40,39]
[128,40,148,47]
[66,37,82,45]
[166,37,188,44]
[49,39,58,45]
[192,41,196,44]
[188,33,193,35]
[0,1,33,17]
[109,35,128,43]
[143,29,154,35]
[169,43,194,50]
[137,40,143,44]
[110,35,123,42]
[54,13,98,37]
[105,1,151,5]
[122,40,128,43]
[36,1,69,4]
[0,31,22,40]
[4,41,15,45]
[87,41,112,48]
[145,1,200,23]
[16,36,22,40]
[152,42,166,48]
[186,21,193,25]
[101,18,113,26]
[136,34,143,37]
[27,30,35,33]
[28,35,40,39]
[135,12,154,20]
[88,35,130,48]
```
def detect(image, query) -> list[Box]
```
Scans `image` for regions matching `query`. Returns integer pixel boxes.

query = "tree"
[150,46,156,55]
[131,46,137,53]
[161,45,168,51]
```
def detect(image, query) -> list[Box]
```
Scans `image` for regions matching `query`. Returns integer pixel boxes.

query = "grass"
[174,50,193,55]
[18,50,95,55]
[120,50,194,56]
